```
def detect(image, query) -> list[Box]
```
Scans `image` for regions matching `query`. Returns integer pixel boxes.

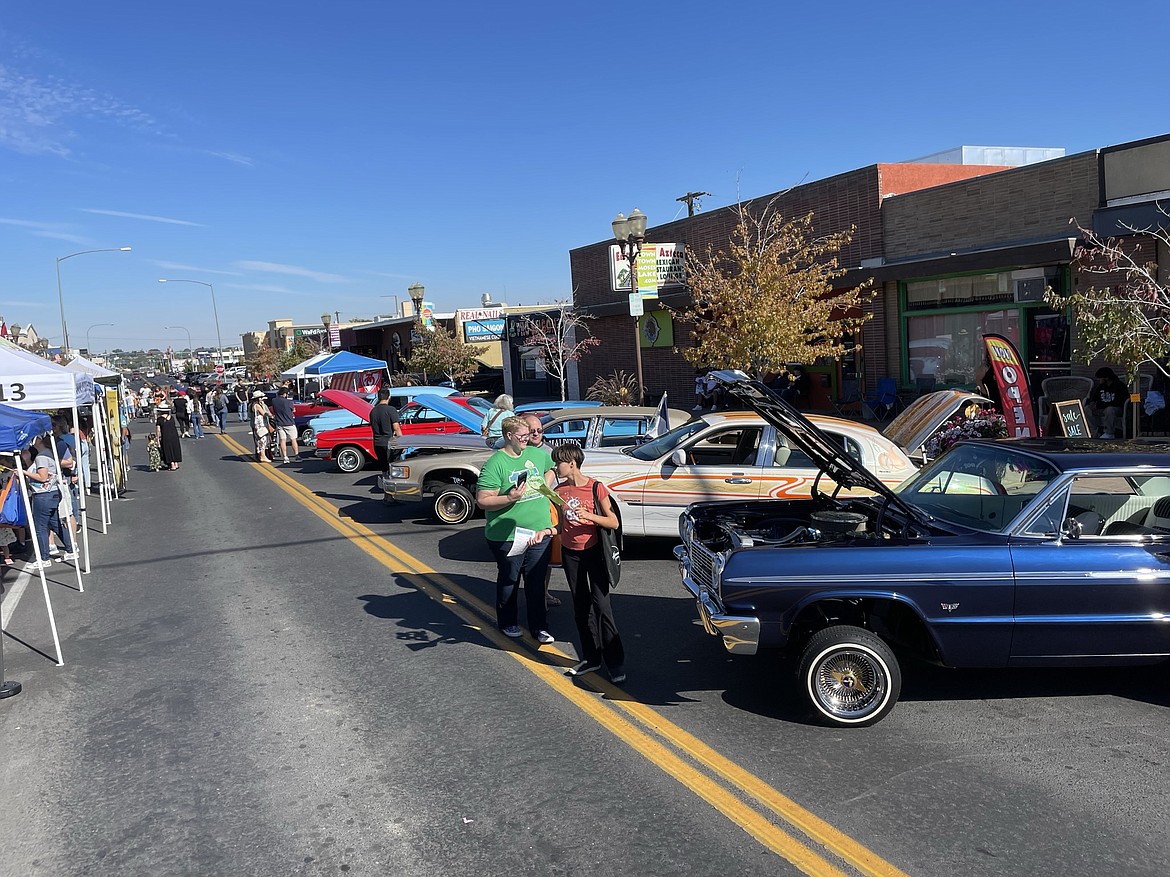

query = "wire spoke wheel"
[798,625,901,726]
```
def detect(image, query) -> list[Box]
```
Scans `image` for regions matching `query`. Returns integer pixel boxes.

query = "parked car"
[450,362,505,397]
[380,399,689,524]
[883,388,994,463]
[315,394,486,473]
[676,369,1170,727]
[539,405,691,448]
[584,408,917,537]
[514,400,602,415]
[300,386,461,445]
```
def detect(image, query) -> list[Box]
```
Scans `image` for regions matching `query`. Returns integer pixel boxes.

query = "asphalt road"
[2,421,1169,877]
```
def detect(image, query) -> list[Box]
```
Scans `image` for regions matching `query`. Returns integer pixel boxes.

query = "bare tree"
[675,199,873,378]
[515,302,600,401]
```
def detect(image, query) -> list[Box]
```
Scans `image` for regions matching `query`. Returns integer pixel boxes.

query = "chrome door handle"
[725,477,752,484]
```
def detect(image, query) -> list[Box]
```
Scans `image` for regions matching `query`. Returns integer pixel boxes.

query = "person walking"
[189,387,205,438]
[270,387,299,463]
[475,416,556,642]
[174,391,192,437]
[552,443,626,683]
[154,402,183,470]
[212,387,230,434]
[248,390,273,463]
[234,384,250,421]
[25,436,76,569]
[370,386,403,482]
[480,393,514,449]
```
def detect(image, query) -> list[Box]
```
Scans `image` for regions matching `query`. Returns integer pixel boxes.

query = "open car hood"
[709,370,918,515]
[411,393,484,433]
[884,389,993,460]
[320,389,373,422]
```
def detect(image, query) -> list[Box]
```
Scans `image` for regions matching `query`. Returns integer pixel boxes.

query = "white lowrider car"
[581,409,918,538]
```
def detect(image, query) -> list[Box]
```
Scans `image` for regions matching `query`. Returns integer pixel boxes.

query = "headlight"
[680,515,694,544]
[390,465,409,478]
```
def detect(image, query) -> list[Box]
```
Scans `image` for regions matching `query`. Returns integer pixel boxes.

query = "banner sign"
[609,243,686,295]
[329,326,341,349]
[458,308,506,342]
[983,334,1037,438]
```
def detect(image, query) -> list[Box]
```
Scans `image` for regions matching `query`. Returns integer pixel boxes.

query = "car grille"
[688,542,719,592]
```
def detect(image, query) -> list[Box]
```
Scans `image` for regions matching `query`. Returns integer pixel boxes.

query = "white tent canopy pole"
[8,452,65,666]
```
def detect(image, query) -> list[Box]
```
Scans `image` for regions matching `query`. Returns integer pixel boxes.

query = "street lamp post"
[56,247,131,354]
[611,208,648,404]
[165,325,193,371]
[321,312,333,352]
[158,279,224,377]
[86,323,114,358]
[408,283,425,321]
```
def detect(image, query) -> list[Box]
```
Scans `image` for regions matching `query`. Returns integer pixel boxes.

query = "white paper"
[508,527,536,556]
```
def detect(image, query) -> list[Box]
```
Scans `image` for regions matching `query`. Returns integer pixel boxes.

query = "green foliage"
[673,203,873,377]
[278,338,315,375]
[405,322,480,384]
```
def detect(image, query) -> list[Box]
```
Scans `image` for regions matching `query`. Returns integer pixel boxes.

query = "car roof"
[964,437,1170,471]
[548,405,689,419]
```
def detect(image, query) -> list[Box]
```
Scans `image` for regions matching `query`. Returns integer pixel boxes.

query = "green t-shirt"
[477,445,555,543]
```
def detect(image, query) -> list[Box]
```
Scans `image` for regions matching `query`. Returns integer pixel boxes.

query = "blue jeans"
[32,489,72,559]
[216,408,228,431]
[487,538,551,634]
[191,412,204,438]
[238,401,247,421]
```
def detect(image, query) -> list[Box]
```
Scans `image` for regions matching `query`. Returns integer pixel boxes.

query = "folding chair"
[832,378,863,418]
[865,377,899,421]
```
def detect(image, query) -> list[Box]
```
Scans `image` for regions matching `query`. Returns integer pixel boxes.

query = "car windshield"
[627,421,707,461]
[895,444,1060,532]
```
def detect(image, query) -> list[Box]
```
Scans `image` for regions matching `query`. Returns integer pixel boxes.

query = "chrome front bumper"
[674,544,760,655]
[381,477,423,502]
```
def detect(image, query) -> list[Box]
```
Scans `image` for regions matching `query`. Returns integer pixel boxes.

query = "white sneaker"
[61,551,79,562]
[536,630,555,644]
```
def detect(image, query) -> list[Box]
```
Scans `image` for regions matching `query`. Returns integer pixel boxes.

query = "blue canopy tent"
[0,403,63,669]
[303,351,388,376]
[0,404,52,453]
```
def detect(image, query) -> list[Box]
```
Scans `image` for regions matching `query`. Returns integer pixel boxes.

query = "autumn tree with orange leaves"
[675,202,873,380]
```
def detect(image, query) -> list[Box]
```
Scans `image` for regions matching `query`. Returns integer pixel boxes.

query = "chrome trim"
[676,544,761,655]
[314,448,330,458]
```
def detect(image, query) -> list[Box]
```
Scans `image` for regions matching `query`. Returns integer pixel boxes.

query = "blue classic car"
[677,370,1170,727]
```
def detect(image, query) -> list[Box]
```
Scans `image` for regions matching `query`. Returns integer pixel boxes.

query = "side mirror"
[669,449,687,467]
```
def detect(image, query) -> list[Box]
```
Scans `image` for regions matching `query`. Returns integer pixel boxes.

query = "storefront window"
[905,311,1020,387]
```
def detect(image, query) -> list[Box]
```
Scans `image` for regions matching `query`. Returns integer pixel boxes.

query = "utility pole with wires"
[676,191,711,217]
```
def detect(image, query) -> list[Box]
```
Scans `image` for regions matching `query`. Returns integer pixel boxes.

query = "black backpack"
[591,479,623,587]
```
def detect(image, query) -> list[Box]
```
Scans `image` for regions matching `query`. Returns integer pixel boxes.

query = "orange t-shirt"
[554,478,610,551]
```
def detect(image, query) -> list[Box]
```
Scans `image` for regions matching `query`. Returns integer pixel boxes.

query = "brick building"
[569,134,1170,411]
[569,161,1010,408]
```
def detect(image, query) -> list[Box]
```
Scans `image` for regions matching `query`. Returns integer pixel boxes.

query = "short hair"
[278,387,289,396]
[378,387,391,401]
[551,443,584,466]
[500,415,527,437]
[522,413,542,428]
[492,393,514,411]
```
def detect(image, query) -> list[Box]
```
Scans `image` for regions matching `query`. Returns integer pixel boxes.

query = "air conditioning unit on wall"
[1012,268,1054,303]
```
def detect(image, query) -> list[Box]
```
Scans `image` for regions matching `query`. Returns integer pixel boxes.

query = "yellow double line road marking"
[219,433,911,877]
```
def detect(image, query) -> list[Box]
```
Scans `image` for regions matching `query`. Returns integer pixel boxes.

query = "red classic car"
[314,393,485,473]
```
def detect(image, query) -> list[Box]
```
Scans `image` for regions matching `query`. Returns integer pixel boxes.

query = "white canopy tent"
[65,355,122,533]
[279,351,333,381]
[0,340,97,574]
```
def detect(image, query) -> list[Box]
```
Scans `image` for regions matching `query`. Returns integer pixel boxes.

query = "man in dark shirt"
[370,387,403,480]
[270,387,299,464]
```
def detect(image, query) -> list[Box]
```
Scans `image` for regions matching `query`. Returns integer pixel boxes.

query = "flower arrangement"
[924,408,1008,458]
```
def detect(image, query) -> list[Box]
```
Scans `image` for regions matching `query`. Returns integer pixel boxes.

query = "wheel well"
[788,598,939,663]
[422,470,478,495]
[336,444,367,458]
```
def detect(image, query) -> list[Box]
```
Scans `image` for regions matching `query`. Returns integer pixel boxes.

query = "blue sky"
[1,0,1166,354]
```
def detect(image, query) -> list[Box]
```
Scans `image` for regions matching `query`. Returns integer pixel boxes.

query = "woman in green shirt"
[476,416,557,642]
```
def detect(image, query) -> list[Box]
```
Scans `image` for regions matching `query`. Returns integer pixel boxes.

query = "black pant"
[374,443,400,473]
[487,538,551,634]
[561,544,624,669]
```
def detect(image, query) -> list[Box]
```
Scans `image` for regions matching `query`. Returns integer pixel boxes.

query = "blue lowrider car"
[677,370,1170,727]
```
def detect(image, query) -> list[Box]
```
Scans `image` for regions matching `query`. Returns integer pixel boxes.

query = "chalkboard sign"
[1047,399,1092,438]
